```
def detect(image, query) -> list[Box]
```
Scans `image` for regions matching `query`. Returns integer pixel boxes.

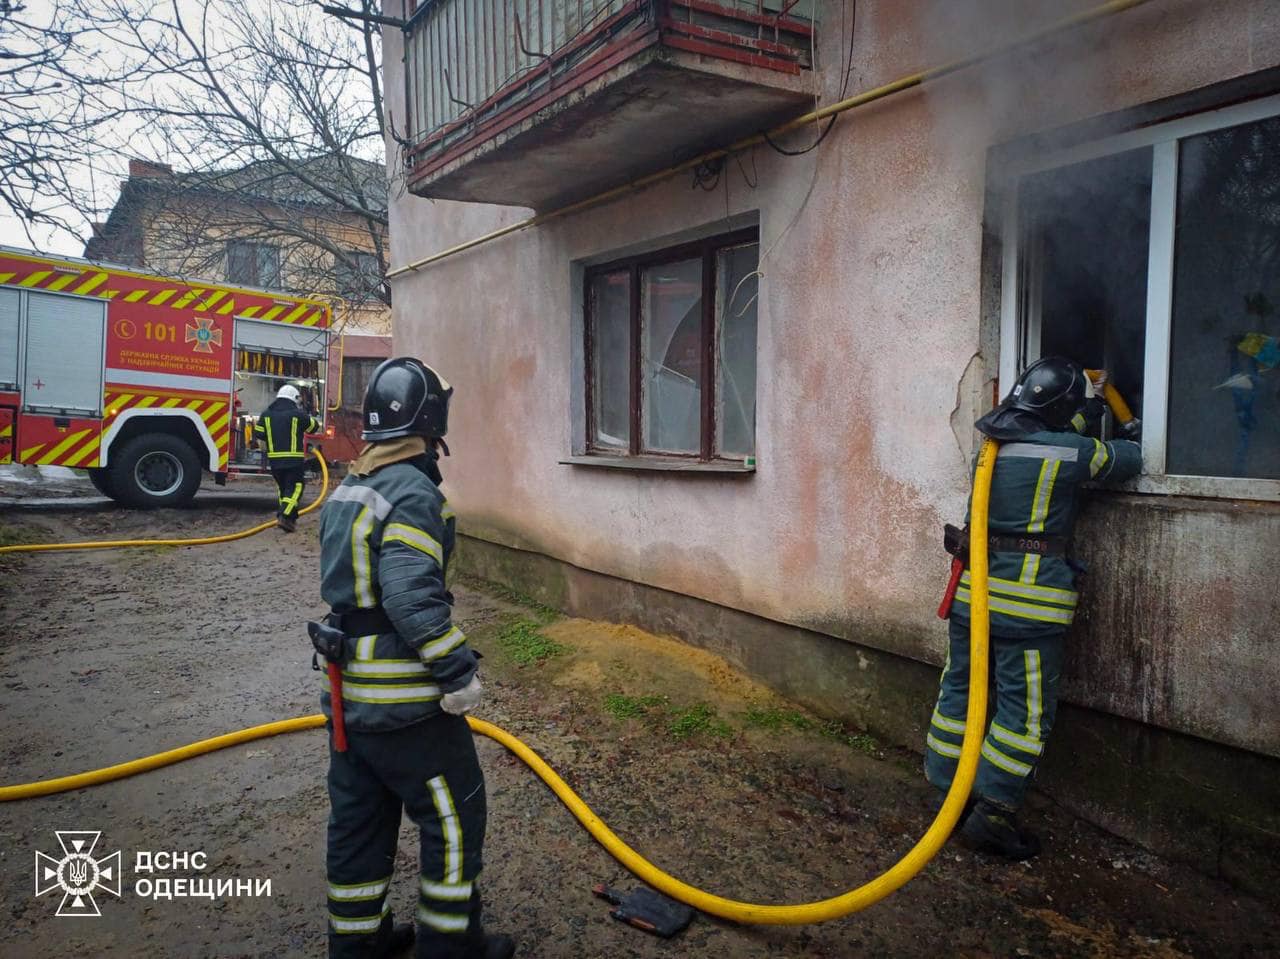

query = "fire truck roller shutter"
[233,317,327,357]
[0,289,18,390]
[23,291,106,416]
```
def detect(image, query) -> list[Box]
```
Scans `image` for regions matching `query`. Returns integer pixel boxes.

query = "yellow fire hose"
[0,439,997,922]
[1085,369,1138,430]
[0,450,330,554]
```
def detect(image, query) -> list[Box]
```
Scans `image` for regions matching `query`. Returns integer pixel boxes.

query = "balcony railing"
[401,0,816,205]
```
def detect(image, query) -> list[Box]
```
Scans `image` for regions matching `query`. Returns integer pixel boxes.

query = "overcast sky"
[2,0,84,255]
[2,0,364,261]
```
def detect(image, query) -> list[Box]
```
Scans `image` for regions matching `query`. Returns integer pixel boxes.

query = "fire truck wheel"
[110,434,202,509]
[86,468,118,500]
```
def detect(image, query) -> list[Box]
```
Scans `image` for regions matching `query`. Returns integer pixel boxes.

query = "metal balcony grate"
[402,0,815,162]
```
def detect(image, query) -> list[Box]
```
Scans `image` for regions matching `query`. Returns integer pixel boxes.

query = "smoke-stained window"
[641,257,703,455]
[716,243,759,459]
[589,271,631,450]
[1017,149,1151,423]
[1004,96,1280,497]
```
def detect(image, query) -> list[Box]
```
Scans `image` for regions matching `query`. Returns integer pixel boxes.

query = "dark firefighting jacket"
[318,455,476,731]
[255,397,321,467]
[950,416,1141,638]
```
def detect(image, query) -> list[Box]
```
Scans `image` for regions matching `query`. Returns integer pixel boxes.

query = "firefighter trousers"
[924,616,1064,811]
[326,714,489,959]
[270,463,307,519]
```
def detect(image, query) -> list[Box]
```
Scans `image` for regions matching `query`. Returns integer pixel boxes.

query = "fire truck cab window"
[1016,147,1152,431]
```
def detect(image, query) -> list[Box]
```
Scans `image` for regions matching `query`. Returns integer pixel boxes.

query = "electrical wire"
[735,149,758,189]
[762,117,840,157]
[762,0,857,158]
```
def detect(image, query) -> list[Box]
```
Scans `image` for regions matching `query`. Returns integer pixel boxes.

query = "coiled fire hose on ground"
[0,450,330,554]
[0,441,999,923]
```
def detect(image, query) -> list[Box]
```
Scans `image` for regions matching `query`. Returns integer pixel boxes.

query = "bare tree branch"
[64,0,392,309]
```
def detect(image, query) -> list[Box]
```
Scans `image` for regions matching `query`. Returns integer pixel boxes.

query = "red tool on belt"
[308,619,349,752]
[937,556,965,619]
[326,661,348,752]
[937,523,969,620]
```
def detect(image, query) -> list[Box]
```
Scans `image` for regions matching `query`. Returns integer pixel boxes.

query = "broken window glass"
[585,229,758,460]
[641,257,703,455]
[716,242,759,458]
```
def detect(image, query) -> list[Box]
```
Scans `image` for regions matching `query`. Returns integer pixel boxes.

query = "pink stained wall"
[382,0,1280,754]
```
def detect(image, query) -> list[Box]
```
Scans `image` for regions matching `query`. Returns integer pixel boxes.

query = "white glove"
[440,675,483,715]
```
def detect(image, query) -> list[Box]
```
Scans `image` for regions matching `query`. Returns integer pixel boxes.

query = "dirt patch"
[0,493,1276,958]
[545,619,783,699]
[1018,907,1194,959]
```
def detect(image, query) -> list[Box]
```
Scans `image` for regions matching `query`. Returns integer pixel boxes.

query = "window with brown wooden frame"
[585,228,759,461]
[225,240,281,289]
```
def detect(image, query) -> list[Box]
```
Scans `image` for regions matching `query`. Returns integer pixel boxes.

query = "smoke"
[908,0,1143,179]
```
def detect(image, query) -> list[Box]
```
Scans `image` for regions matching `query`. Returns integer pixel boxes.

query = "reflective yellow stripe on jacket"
[953,587,1074,625]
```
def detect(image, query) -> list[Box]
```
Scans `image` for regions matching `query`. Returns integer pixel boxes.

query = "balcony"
[401,0,816,209]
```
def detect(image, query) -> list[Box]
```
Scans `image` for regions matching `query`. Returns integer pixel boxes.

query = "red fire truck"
[0,245,332,507]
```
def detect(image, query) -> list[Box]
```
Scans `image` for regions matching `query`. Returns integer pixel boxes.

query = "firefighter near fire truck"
[255,383,322,531]
[313,357,516,959]
[0,245,332,508]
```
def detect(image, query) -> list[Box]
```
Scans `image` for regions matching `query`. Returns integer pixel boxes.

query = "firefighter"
[926,356,1141,859]
[254,383,321,531]
[317,357,515,959]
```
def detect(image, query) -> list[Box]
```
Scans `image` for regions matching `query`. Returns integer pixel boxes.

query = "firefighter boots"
[469,933,516,959]
[372,922,414,957]
[959,799,1041,860]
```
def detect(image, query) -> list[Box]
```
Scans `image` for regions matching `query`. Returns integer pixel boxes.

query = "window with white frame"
[1001,96,1280,499]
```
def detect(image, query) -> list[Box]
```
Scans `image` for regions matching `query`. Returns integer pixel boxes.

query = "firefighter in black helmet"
[317,358,515,959]
[926,356,1141,860]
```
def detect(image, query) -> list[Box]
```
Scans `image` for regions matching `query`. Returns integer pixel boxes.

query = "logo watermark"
[34,831,122,917]
[34,831,271,918]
